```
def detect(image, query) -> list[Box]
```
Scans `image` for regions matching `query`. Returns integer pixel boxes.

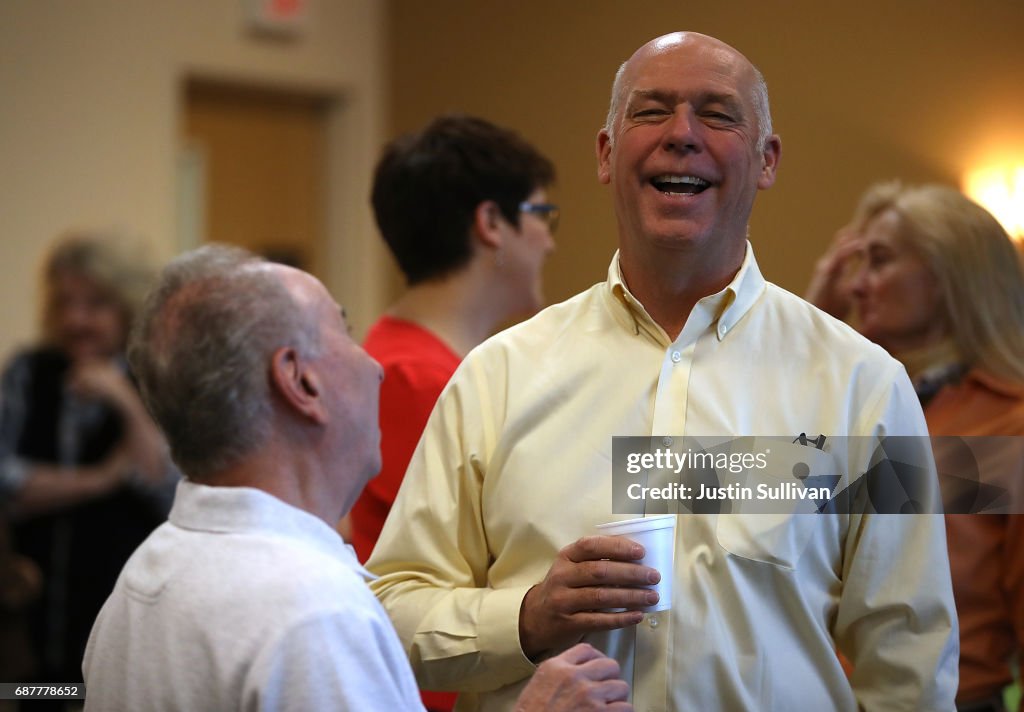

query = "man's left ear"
[471,200,507,251]
[596,128,613,185]
[757,135,782,190]
[270,346,328,424]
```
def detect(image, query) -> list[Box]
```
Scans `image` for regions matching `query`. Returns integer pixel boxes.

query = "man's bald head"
[604,32,773,151]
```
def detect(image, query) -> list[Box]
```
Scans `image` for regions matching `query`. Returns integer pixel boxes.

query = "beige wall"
[0,0,388,358]
[386,0,1024,308]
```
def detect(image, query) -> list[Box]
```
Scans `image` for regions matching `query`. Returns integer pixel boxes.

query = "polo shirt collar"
[169,479,375,581]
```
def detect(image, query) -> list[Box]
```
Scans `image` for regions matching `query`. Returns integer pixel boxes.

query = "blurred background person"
[345,114,556,712]
[807,182,1024,712]
[0,524,40,712]
[0,231,175,705]
[347,114,557,558]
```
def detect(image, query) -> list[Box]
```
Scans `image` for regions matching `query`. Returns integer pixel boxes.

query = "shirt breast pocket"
[714,440,837,570]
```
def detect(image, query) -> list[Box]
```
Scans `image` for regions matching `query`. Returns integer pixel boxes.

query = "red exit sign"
[244,0,309,37]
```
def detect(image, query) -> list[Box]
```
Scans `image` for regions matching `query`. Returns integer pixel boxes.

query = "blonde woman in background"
[0,231,175,703]
[808,183,1024,712]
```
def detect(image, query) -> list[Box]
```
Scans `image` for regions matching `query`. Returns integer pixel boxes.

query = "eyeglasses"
[519,201,560,234]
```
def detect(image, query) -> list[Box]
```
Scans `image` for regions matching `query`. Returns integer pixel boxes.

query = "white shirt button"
[661,436,673,447]
[670,350,682,363]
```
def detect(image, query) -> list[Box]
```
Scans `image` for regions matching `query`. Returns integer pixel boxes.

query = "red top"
[349,316,460,711]
[926,369,1024,704]
[351,316,461,562]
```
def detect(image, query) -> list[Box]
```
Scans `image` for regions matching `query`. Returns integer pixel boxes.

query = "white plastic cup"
[594,514,675,612]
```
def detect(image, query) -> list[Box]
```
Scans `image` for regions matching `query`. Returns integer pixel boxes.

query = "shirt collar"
[965,368,1024,399]
[169,479,375,581]
[605,241,766,348]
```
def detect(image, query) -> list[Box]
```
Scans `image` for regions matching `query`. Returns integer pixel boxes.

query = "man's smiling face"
[597,32,780,272]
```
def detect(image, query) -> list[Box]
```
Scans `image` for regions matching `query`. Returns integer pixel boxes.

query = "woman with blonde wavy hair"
[0,230,176,694]
[808,183,1024,712]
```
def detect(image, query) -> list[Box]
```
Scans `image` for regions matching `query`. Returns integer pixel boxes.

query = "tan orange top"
[927,369,1024,703]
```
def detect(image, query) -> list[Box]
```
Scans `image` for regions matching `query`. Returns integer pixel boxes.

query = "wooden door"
[182,80,330,279]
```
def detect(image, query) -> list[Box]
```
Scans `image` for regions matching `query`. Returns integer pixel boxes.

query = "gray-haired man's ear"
[269,346,327,425]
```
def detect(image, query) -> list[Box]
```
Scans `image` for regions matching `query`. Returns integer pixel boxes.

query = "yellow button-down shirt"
[369,246,958,711]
